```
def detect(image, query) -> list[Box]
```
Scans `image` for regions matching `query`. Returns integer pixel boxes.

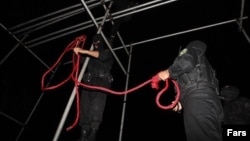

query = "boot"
[88,128,98,141]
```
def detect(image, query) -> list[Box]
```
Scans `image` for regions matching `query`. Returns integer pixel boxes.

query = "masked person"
[157,40,224,141]
[220,85,250,125]
[73,34,113,141]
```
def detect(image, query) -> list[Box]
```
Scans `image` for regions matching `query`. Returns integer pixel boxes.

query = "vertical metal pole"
[236,0,250,44]
[238,0,245,31]
[118,45,133,141]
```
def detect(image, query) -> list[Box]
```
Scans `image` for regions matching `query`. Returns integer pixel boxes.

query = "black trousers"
[182,87,224,141]
[79,73,112,130]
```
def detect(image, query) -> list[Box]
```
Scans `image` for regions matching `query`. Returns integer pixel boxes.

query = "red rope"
[155,79,180,110]
[41,35,87,90]
[41,35,180,131]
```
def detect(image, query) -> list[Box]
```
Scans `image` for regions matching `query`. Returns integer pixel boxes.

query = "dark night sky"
[0,0,250,141]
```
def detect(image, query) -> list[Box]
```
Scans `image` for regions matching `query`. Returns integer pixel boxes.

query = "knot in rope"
[151,75,160,89]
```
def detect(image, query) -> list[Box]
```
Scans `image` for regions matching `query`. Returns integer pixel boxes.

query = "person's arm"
[73,47,99,58]
[157,54,196,81]
[167,48,197,79]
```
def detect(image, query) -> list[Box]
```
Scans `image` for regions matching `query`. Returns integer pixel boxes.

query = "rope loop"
[151,74,180,110]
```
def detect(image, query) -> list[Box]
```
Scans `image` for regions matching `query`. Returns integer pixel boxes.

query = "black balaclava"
[92,34,104,51]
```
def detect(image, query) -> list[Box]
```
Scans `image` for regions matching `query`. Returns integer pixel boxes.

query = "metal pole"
[236,21,250,44]
[0,24,28,66]
[113,17,249,50]
[25,0,176,48]
[16,62,62,141]
[0,23,50,69]
[118,45,133,141]
[0,112,24,127]
[82,0,127,74]
[52,1,113,140]
[10,0,109,34]
[238,0,245,31]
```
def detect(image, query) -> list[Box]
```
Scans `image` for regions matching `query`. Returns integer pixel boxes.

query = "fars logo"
[227,129,247,136]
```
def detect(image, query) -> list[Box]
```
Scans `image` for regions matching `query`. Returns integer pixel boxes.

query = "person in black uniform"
[73,34,113,141]
[220,85,250,125]
[157,40,224,141]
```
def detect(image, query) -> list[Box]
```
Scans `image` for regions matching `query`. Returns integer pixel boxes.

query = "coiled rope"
[41,35,180,131]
